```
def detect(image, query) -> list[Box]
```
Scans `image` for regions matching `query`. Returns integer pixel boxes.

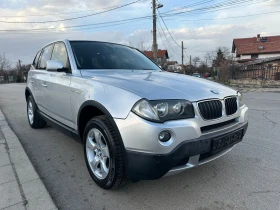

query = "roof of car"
[37,39,136,54]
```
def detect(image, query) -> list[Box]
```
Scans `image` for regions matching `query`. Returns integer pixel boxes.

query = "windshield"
[70,41,161,70]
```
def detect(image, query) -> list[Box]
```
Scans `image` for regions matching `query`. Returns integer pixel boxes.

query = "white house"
[232,34,280,63]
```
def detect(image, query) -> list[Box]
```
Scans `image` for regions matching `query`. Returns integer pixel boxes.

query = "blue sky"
[0,0,279,65]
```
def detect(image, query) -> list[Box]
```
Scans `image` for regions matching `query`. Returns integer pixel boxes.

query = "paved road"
[0,83,279,210]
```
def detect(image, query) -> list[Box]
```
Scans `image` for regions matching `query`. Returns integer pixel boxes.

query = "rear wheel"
[27,96,47,129]
[83,116,126,189]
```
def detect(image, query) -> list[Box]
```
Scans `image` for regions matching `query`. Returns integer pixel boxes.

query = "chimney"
[257,34,261,42]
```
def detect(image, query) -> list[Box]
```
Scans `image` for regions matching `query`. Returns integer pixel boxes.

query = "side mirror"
[46,60,64,71]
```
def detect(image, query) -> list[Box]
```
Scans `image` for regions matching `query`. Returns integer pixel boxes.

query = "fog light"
[158,131,171,142]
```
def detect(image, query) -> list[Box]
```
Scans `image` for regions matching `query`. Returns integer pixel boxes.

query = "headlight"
[132,99,195,122]
[237,92,244,107]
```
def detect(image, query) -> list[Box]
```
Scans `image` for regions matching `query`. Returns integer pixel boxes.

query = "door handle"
[30,80,34,83]
[70,89,81,94]
[42,83,48,87]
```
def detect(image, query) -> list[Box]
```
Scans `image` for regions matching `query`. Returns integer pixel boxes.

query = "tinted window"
[33,50,41,68]
[38,44,54,69]
[70,41,160,70]
[51,42,69,69]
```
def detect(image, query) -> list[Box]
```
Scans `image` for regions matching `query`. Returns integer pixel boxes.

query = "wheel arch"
[77,100,124,145]
[25,87,33,101]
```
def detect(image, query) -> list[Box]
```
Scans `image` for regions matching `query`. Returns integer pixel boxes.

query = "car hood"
[81,70,237,101]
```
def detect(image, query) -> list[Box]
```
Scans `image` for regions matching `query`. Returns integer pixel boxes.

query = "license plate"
[211,129,243,153]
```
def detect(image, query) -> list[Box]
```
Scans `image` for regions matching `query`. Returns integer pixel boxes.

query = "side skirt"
[38,110,81,142]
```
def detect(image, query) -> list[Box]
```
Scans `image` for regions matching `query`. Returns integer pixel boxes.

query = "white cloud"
[0,0,280,65]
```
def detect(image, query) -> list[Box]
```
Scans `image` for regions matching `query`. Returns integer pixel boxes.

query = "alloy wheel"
[86,128,110,180]
[28,100,34,124]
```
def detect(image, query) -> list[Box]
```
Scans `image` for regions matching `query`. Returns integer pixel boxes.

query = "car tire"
[83,116,126,189]
[27,95,47,129]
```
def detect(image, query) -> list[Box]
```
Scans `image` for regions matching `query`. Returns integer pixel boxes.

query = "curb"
[237,88,280,93]
[0,109,57,210]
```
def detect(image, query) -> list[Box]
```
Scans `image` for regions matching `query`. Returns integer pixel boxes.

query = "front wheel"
[27,96,47,129]
[83,116,126,189]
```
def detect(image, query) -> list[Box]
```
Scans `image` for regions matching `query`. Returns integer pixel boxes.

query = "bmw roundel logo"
[210,90,219,94]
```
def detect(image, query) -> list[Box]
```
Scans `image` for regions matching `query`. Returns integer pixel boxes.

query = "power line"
[162,0,214,14]
[157,20,177,52]
[163,0,256,16]
[0,0,269,34]
[157,28,169,51]
[0,20,150,34]
[156,0,266,50]
[164,10,280,22]
[162,0,267,18]
[157,10,182,49]
[0,0,144,23]
[0,16,152,32]
[157,19,180,55]
[0,0,264,24]
[3,53,34,57]
[0,5,123,17]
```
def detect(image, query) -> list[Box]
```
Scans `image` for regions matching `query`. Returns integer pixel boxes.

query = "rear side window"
[33,50,41,68]
[38,44,54,70]
[51,42,69,69]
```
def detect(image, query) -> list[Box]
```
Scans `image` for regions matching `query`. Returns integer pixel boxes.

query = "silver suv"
[25,40,248,189]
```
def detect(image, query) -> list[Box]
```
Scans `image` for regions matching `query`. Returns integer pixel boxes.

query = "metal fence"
[229,65,280,80]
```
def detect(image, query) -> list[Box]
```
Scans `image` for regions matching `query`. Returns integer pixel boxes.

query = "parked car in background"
[192,72,201,78]
[25,40,248,189]
[203,72,211,78]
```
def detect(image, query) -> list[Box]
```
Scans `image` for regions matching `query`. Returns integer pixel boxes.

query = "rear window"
[70,41,160,70]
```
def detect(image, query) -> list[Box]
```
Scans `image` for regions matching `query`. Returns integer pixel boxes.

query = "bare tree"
[129,38,150,52]
[204,51,215,65]
[204,46,234,65]
[192,56,200,67]
[0,53,11,71]
[137,38,150,52]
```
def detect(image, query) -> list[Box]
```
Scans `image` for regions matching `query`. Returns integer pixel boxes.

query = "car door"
[28,50,41,105]
[42,42,73,128]
[33,44,54,111]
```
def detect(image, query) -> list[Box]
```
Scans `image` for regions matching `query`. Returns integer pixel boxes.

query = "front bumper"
[124,121,248,180]
[115,105,248,154]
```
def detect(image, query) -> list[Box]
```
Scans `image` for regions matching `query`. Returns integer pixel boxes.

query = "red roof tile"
[232,35,280,55]
[143,50,169,59]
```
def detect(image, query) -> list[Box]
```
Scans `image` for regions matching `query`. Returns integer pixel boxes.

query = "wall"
[258,53,280,58]
[240,55,251,60]
[238,53,280,60]
[167,64,178,71]
[230,79,280,88]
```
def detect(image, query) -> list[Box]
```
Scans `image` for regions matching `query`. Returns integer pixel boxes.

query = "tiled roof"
[143,50,169,59]
[232,35,280,55]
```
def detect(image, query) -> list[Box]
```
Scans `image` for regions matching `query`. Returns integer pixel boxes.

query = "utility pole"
[152,0,158,63]
[190,55,192,73]
[182,41,184,74]
[18,60,22,82]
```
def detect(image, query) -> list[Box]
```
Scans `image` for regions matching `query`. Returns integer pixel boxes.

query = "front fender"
[70,76,142,127]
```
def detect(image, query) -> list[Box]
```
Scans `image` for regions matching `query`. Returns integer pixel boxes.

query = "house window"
[261,37,268,42]
[268,64,273,69]
[251,54,258,59]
